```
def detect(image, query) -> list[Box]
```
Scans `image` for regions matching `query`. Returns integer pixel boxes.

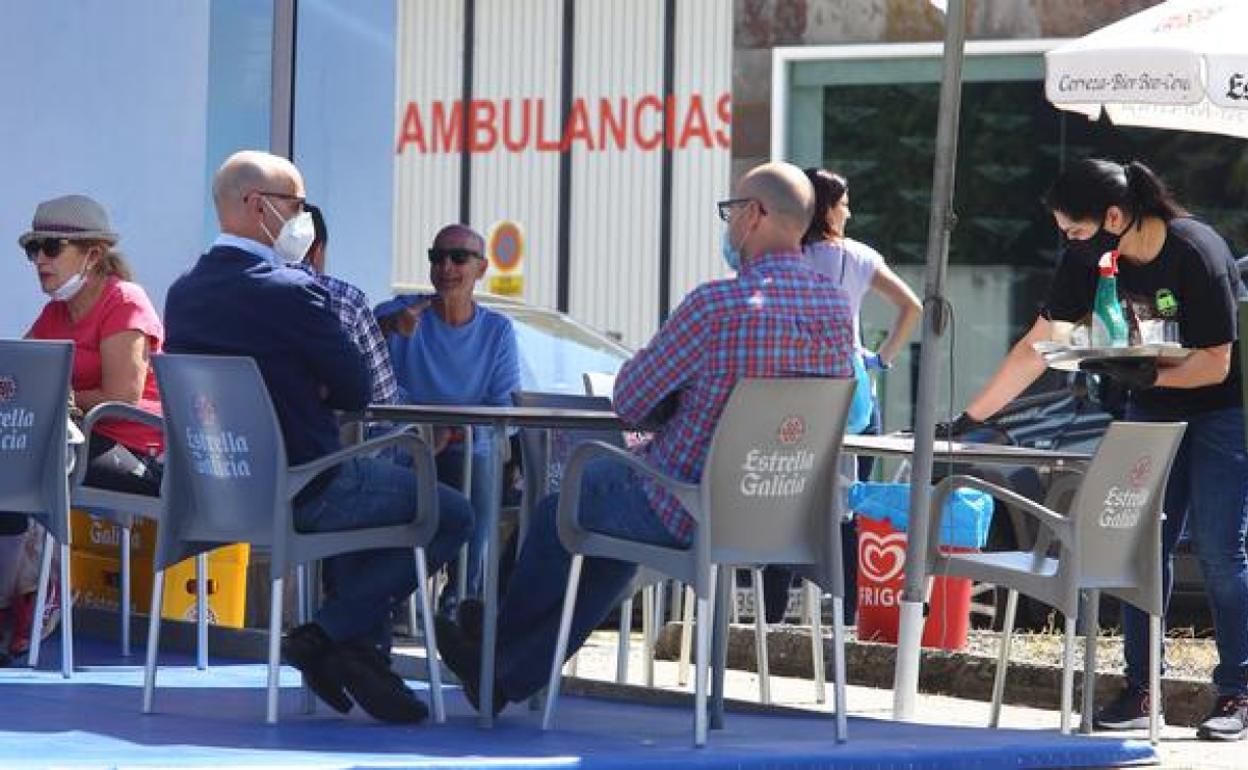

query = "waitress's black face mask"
[1062,214,1132,260]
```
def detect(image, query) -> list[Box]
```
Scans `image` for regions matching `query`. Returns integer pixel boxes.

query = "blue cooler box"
[847,481,993,549]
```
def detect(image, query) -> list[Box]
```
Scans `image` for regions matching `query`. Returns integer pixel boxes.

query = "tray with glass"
[1033,320,1189,372]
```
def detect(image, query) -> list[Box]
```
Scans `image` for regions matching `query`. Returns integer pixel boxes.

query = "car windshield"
[479,297,630,395]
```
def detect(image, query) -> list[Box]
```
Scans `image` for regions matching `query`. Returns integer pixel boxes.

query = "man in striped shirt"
[293,204,399,406]
[437,161,857,714]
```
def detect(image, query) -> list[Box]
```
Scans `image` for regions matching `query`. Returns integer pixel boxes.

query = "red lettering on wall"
[597,98,628,150]
[561,98,595,151]
[715,93,732,149]
[468,100,498,152]
[501,99,532,152]
[534,99,561,152]
[394,92,732,155]
[395,102,426,154]
[677,94,713,149]
[634,95,664,151]
[431,101,463,153]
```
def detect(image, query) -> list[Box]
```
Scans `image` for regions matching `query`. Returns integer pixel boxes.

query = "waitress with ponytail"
[947,159,1248,742]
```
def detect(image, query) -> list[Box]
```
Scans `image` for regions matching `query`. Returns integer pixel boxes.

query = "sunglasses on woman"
[23,238,71,262]
[427,248,481,266]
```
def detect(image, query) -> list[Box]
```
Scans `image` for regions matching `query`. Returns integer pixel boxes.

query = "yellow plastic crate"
[70,509,157,558]
[70,549,155,614]
[159,544,250,628]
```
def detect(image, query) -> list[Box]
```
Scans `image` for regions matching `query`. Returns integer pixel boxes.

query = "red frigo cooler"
[850,482,993,650]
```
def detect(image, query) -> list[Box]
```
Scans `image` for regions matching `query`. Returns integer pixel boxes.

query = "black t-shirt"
[1043,217,1245,418]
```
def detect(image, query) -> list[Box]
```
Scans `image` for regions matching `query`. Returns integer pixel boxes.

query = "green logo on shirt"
[1155,289,1179,318]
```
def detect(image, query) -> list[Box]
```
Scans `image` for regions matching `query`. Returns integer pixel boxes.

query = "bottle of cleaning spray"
[1090,250,1129,347]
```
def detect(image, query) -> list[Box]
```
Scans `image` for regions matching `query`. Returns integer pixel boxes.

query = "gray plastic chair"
[67,402,209,665]
[926,420,1185,744]
[142,354,446,724]
[0,340,74,677]
[541,377,856,746]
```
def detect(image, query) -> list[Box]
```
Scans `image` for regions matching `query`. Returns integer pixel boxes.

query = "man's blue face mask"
[720,228,741,272]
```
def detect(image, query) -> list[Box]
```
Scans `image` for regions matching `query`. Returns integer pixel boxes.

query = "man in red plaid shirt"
[438,161,857,713]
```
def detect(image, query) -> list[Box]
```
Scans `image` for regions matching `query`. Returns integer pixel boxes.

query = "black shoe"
[335,644,429,724]
[456,598,484,642]
[281,623,352,714]
[1093,687,1161,731]
[1197,694,1248,741]
[434,615,506,717]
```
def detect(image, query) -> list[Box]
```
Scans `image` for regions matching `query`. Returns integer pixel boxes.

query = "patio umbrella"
[1045,0,1248,139]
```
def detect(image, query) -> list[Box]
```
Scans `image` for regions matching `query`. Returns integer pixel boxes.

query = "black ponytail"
[1123,161,1188,221]
[1046,158,1187,224]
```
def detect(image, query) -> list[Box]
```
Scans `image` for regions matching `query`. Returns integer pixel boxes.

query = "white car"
[385,287,632,395]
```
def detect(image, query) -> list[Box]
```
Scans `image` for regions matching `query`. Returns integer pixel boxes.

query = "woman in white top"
[802,168,922,371]
[760,169,922,626]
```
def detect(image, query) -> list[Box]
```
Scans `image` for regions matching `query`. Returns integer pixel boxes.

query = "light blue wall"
[0,1,399,338]
[0,1,212,336]
[294,0,397,305]
[201,1,275,245]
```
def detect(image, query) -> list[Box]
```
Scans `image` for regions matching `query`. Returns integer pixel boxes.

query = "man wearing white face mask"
[165,150,474,724]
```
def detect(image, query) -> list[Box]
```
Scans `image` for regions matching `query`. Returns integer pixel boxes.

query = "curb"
[652,622,1216,728]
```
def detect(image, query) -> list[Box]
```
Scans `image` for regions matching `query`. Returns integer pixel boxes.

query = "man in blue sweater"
[164,150,473,724]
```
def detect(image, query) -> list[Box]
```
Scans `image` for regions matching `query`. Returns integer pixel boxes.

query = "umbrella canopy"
[1045,0,1248,138]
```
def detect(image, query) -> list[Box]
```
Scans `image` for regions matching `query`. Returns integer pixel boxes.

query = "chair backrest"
[1067,421,1185,595]
[0,340,73,543]
[153,354,287,567]
[702,377,855,573]
[582,371,617,399]
[511,390,622,500]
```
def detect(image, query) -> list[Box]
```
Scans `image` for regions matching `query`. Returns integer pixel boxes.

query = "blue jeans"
[494,456,684,701]
[294,456,474,651]
[1122,406,1248,696]
[436,440,497,611]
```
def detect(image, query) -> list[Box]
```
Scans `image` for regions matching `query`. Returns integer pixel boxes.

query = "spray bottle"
[1090,250,1129,347]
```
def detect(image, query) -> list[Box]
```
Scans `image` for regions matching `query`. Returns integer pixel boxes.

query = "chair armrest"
[928,474,1073,562]
[72,402,164,487]
[555,440,701,537]
[286,426,432,499]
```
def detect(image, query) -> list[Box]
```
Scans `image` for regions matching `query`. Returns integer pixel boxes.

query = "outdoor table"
[842,433,1092,471]
[349,403,626,727]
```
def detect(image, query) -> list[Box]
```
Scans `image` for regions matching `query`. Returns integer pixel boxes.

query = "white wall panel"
[569,0,665,348]
[670,0,733,309]
[392,0,464,289]
[472,0,563,310]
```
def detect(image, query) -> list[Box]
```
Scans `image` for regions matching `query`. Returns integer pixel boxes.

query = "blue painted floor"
[0,637,1155,770]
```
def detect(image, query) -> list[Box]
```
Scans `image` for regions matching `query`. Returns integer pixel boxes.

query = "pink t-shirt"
[28,276,165,453]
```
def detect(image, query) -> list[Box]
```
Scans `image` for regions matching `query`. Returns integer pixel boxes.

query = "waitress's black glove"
[933,411,981,439]
[1080,359,1158,390]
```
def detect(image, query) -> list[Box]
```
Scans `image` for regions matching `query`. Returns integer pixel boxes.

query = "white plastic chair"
[543,377,856,746]
[0,340,74,677]
[66,402,209,666]
[927,421,1185,744]
[142,354,446,724]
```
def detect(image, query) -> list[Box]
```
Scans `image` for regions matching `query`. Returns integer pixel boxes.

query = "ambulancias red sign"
[396,92,731,155]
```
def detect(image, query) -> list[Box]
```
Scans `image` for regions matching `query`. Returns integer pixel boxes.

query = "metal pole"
[892,0,966,721]
[270,0,297,159]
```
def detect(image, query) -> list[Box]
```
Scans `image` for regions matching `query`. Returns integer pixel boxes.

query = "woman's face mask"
[43,245,95,302]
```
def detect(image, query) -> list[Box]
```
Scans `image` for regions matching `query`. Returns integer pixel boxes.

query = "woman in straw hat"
[0,194,164,660]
